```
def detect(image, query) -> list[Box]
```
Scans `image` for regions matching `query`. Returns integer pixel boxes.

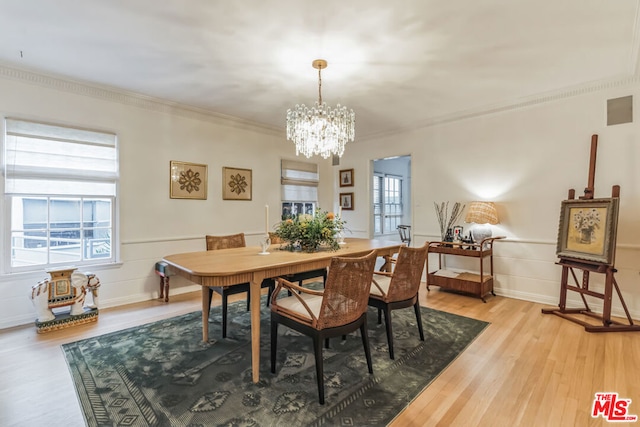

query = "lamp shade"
[465,201,499,225]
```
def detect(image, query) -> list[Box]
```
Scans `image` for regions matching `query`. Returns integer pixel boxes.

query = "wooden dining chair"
[268,232,328,287]
[369,243,428,359]
[205,233,274,338]
[397,224,412,247]
[270,250,378,405]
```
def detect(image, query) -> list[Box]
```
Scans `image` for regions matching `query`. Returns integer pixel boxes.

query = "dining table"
[161,237,402,383]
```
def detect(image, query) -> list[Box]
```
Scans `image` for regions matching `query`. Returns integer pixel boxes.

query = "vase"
[580,228,592,244]
[300,241,320,253]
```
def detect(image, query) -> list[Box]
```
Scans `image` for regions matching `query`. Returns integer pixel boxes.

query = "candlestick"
[338,206,342,218]
[265,204,269,233]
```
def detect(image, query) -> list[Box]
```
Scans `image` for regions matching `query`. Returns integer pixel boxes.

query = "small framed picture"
[339,169,354,187]
[340,192,354,210]
[170,161,207,199]
[222,167,252,200]
[453,225,464,241]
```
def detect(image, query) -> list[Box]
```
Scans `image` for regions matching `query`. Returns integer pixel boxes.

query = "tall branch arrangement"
[434,201,465,240]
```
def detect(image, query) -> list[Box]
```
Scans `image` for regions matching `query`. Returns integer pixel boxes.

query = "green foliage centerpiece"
[275,209,344,252]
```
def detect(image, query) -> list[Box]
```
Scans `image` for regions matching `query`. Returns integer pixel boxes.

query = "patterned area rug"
[62,290,488,427]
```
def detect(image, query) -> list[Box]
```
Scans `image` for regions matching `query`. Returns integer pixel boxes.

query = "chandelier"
[286,59,355,159]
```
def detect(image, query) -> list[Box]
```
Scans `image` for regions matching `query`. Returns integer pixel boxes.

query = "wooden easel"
[541,135,640,332]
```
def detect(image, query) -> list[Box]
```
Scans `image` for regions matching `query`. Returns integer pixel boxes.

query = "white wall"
[340,85,640,320]
[0,69,333,328]
[2,68,640,329]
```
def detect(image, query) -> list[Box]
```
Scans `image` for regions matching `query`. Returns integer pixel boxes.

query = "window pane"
[10,233,48,266]
[50,229,81,263]
[84,229,111,259]
[83,199,112,227]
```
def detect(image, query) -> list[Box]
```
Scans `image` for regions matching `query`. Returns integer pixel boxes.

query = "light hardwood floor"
[1,286,638,427]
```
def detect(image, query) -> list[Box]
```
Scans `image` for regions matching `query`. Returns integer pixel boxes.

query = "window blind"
[4,118,118,196]
[281,159,318,202]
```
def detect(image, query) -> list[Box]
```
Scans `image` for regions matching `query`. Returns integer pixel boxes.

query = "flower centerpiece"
[274,209,345,252]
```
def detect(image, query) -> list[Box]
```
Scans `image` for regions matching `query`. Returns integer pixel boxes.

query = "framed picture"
[222,167,252,200]
[556,198,619,265]
[170,161,207,199]
[453,225,464,240]
[339,169,354,187]
[340,192,354,210]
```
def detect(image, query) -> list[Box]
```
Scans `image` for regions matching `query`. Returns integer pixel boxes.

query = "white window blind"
[4,118,118,196]
[281,159,318,202]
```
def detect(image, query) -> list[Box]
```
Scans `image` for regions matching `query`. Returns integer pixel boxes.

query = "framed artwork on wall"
[222,167,252,200]
[170,161,207,199]
[556,197,619,265]
[340,192,354,210]
[339,169,354,187]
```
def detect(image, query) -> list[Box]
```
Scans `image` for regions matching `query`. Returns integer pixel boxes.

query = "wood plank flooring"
[1,286,638,427]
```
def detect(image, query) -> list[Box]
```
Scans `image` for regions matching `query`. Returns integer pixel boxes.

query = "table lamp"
[465,201,499,246]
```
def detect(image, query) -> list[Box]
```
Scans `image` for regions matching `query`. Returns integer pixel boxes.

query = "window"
[373,174,403,235]
[280,159,318,219]
[3,118,118,272]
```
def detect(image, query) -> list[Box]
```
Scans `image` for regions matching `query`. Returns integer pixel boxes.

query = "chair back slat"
[206,233,246,251]
[386,243,428,302]
[317,250,377,329]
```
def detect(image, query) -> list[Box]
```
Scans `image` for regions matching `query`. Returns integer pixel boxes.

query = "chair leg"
[360,319,373,374]
[271,318,278,373]
[206,288,214,319]
[221,292,228,338]
[266,283,273,307]
[414,301,425,341]
[313,335,325,405]
[383,307,395,359]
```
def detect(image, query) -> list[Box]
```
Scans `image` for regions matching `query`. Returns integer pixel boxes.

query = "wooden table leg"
[201,286,211,343]
[250,276,262,383]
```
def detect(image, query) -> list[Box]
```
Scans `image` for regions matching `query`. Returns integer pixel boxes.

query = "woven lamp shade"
[465,201,499,225]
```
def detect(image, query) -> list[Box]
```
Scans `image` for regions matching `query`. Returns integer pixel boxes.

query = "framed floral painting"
[222,167,252,200]
[170,161,207,199]
[556,197,619,265]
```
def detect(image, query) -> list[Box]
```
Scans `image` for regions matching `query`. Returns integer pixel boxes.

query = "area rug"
[62,291,489,427]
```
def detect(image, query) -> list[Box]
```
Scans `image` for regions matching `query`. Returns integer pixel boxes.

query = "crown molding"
[0,63,284,137]
[362,73,640,141]
[2,63,639,143]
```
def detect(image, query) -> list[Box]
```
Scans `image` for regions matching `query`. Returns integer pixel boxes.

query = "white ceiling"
[0,0,638,140]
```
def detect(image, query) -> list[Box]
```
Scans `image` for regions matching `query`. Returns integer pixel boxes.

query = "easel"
[541,135,640,332]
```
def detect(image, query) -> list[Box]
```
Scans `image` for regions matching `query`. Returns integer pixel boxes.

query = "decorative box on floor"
[30,267,101,333]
